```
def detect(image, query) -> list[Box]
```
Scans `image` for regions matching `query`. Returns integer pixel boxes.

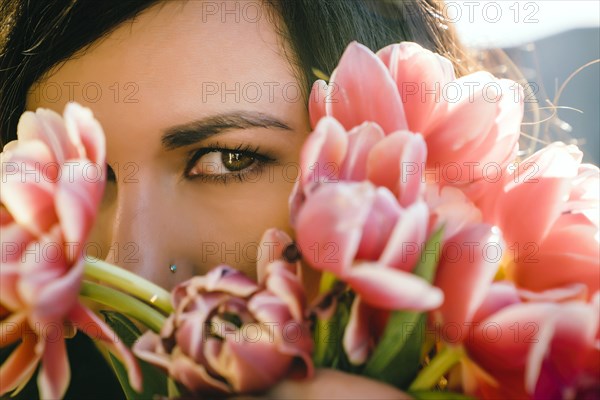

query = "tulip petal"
[14,111,46,143]
[300,116,348,188]
[367,130,426,199]
[63,102,106,164]
[33,260,83,323]
[202,266,259,297]
[476,79,522,167]
[272,321,314,380]
[288,180,305,228]
[433,224,503,330]
[468,303,555,371]
[256,228,296,285]
[425,184,482,241]
[397,134,428,207]
[343,298,372,364]
[179,311,220,365]
[248,292,293,326]
[566,164,600,227]
[17,227,69,311]
[37,334,70,400]
[133,330,171,371]
[525,303,596,396]
[55,160,104,252]
[0,263,24,310]
[0,215,35,263]
[215,334,293,393]
[340,122,384,181]
[263,261,306,322]
[379,201,429,272]
[425,72,498,143]
[472,282,520,324]
[377,42,456,133]
[1,141,57,236]
[344,263,443,310]
[16,109,73,163]
[0,312,29,347]
[510,220,599,296]
[327,42,407,133]
[295,182,376,274]
[499,143,581,245]
[0,335,41,396]
[169,346,231,393]
[518,283,589,303]
[355,187,401,261]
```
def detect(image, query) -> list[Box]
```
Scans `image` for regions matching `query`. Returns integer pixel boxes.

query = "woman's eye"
[188,150,256,177]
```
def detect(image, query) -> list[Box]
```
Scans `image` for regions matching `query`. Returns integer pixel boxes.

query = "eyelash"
[184,142,276,184]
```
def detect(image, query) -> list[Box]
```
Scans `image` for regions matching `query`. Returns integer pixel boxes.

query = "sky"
[449,0,599,48]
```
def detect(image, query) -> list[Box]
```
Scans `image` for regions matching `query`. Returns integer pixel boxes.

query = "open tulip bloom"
[1,41,598,399]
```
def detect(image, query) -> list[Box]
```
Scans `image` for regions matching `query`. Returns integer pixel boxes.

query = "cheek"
[186,176,297,275]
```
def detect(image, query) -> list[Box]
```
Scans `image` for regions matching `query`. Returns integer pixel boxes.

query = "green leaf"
[360,227,443,387]
[329,296,361,374]
[409,345,465,391]
[412,226,444,283]
[101,310,141,346]
[167,376,182,398]
[313,291,353,369]
[410,390,475,400]
[101,311,168,400]
[363,311,425,388]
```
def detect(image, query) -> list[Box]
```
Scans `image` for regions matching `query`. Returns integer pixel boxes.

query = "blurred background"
[450,0,599,163]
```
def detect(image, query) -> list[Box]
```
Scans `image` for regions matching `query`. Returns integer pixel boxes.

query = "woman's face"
[26,1,312,289]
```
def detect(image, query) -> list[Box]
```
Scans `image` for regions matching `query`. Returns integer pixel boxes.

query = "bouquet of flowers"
[1,41,598,399]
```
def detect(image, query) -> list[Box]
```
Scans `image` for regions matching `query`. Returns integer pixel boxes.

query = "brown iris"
[223,151,254,171]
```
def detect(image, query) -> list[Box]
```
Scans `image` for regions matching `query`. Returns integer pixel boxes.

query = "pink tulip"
[375,42,456,134]
[0,103,141,398]
[309,43,408,134]
[423,71,523,187]
[133,263,313,395]
[308,41,523,190]
[431,224,504,343]
[295,181,443,363]
[477,142,600,297]
[289,117,427,226]
[461,284,600,399]
[296,181,430,275]
[366,129,428,207]
[431,142,599,394]
[256,228,301,285]
[424,184,482,241]
[565,163,600,228]
[1,104,106,252]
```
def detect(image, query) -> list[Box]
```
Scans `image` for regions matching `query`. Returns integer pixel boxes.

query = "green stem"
[319,271,337,294]
[312,272,342,367]
[80,280,166,332]
[83,258,173,314]
[312,317,332,367]
[167,378,181,398]
[409,345,464,391]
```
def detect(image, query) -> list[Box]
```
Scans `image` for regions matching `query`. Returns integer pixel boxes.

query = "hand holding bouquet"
[1,41,598,399]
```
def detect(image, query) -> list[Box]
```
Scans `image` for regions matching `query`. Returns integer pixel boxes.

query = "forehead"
[27,0,303,147]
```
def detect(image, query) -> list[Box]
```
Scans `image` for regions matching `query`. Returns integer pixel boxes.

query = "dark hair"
[0,0,473,146]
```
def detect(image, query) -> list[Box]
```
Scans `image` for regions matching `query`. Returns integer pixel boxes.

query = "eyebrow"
[161,111,293,150]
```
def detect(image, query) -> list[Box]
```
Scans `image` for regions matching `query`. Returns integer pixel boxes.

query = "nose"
[103,174,194,289]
